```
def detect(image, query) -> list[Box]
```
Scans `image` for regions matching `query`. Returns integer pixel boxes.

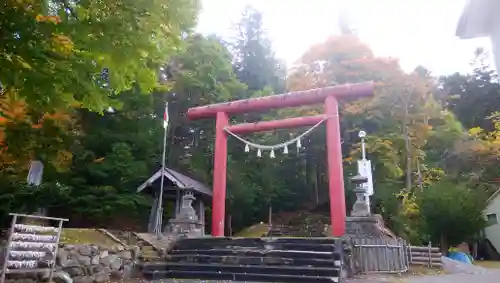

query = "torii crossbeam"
[187,82,374,237]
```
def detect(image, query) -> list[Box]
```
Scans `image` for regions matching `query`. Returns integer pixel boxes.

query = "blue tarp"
[448,251,473,264]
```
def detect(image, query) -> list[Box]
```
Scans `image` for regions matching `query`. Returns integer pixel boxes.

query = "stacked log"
[408,245,442,267]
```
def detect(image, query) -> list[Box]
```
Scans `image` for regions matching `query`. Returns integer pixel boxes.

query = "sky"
[197,0,493,75]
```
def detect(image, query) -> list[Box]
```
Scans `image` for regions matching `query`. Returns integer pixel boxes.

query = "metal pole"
[1,215,18,283]
[361,137,366,160]
[48,219,64,283]
[155,102,168,238]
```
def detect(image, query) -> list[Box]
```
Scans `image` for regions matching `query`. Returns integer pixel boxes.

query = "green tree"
[417,180,487,250]
[1,0,199,110]
[231,6,286,94]
[439,49,500,131]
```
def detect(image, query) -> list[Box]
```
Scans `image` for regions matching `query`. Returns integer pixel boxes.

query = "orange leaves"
[52,34,74,55]
[343,102,366,115]
[0,88,76,174]
[0,89,29,122]
[35,15,61,24]
[42,110,71,123]
[31,109,73,129]
[343,157,354,164]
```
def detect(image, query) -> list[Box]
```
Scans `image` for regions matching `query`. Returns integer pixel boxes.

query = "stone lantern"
[350,174,370,217]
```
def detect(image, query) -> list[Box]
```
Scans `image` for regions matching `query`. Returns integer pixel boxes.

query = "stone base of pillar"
[345,214,396,239]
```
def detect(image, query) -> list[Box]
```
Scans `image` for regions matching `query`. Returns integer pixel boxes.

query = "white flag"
[357,159,374,196]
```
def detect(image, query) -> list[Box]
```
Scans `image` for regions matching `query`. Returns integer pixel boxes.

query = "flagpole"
[155,101,169,238]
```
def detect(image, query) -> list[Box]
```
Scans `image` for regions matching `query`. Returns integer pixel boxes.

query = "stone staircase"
[141,237,345,282]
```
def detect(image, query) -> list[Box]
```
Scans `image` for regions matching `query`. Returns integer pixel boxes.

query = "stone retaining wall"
[4,244,140,283]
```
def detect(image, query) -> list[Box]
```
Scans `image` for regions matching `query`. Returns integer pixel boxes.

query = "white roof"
[456,0,497,39]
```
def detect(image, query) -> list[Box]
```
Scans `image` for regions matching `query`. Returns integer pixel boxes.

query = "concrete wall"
[489,13,500,71]
[484,195,500,251]
[457,0,500,70]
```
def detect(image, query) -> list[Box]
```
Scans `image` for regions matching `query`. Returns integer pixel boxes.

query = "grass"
[234,223,269,237]
[406,265,446,275]
[59,228,120,246]
[475,260,500,269]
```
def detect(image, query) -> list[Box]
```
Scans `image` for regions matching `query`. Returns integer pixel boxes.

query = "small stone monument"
[163,191,203,238]
[345,175,395,239]
[350,174,370,217]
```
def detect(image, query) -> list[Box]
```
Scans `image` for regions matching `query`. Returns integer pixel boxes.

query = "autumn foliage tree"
[0,3,495,242]
[286,34,478,242]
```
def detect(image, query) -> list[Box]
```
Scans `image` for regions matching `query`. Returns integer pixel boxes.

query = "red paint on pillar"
[325,96,346,237]
[212,112,229,237]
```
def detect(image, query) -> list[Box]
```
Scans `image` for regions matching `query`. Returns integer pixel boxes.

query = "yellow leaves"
[35,15,61,24]
[343,157,353,163]
[94,157,105,163]
[138,49,149,58]
[50,150,73,172]
[468,127,484,138]
[52,34,74,55]
[397,191,420,217]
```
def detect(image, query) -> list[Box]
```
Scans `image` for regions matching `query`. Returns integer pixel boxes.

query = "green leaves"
[417,180,487,246]
[1,0,200,110]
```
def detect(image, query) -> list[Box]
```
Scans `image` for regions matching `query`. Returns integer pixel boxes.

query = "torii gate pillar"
[187,82,374,237]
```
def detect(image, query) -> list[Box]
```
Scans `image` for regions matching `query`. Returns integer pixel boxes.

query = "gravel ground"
[346,257,500,283]
[402,257,500,283]
[143,257,500,283]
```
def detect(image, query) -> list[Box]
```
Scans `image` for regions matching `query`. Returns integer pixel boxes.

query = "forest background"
[1,1,498,248]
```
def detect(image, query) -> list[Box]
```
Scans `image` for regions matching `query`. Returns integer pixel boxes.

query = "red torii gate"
[187,81,374,237]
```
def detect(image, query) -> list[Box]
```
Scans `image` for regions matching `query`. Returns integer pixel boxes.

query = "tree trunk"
[440,232,448,255]
[404,101,412,192]
[268,204,272,225]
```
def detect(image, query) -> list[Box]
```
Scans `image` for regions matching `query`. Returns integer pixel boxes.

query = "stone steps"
[165,254,339,267]
[143,262,341,282]
[145,270,340,282]
[167,249,340,260]
[141,237,345,282]
[139,246,163,262]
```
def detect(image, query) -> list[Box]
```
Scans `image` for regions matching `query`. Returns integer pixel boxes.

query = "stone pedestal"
[345,214,395,239]
[350,174,371,217]
[163,192,203,238]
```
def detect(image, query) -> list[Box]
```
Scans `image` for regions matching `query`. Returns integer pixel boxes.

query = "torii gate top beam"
[187,81,374,120]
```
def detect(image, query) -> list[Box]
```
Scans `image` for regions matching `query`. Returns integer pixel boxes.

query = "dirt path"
[403,270,500,283]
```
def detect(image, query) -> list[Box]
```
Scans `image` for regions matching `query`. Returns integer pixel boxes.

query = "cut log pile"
[409,245,442,267]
